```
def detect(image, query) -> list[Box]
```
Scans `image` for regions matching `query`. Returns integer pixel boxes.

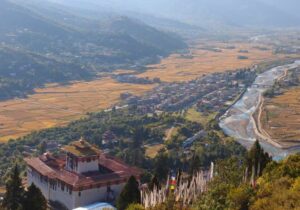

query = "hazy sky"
[37,0,300,27]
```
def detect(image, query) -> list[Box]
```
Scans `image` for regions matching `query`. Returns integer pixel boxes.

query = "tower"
[62,137,100,174]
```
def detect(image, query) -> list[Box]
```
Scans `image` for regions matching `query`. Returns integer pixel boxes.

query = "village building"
[25,138,141,210]
[102,130,118,146]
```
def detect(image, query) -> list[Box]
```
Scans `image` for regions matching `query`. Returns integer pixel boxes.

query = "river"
[219,60,300,160]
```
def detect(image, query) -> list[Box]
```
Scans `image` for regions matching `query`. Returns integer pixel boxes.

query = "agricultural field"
[0,78,156,142]
[139,41,285,82]
[0,40,290,142]
[261,87,300,147]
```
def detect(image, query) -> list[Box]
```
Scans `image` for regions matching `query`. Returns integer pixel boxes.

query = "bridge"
[251,84,273,88]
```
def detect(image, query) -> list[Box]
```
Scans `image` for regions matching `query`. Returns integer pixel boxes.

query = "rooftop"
[25,153,142,190]
[62,138,100,157]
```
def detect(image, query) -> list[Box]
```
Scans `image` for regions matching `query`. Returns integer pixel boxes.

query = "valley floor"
[0,40,286,142]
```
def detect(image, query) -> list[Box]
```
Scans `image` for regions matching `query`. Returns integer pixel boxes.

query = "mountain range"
[0,0,187,100]
[46,0,300,29]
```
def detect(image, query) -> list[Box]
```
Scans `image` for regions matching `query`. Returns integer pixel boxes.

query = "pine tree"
[149,174,160,191]
[23,183,47,210]
[38,141,47,155]
[2,164,25,210]
[117,176,141,210]
[247,140,271,182]
[189,154,201,176]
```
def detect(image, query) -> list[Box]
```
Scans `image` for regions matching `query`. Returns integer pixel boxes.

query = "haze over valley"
[0,1,300,210]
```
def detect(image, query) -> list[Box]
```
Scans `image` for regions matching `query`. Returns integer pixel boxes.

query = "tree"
[250,154,300,210]
[38,141,47,155]
[227,184,254,210]
[124,127,147,166]
[2,164,25,210]
[23,183,47,210]
[189,154,202,176]
[154,152,170,181]
[247,140,271,183]
[117,176,141,210]
[148,174,160,191]
[126,204,145,210]
[195,158,245,210]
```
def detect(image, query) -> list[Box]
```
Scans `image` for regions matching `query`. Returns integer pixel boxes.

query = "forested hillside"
[0,107,245,186]
[0,0,186,100]
[124,142,300,210]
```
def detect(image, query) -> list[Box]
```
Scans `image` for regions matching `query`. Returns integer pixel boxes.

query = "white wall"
[73,183,125,209]
[27,168,126,210]
[77,160,99,174]
[27,168,50,199]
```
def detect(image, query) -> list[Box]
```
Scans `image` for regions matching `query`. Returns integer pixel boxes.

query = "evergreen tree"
[189,154,202,176]
[23,183,47,210]
[247,140,271,181]
[154,152,169,181]
[117,176,141,210]
[2,164,25,210]
[38,141,47,155]
[148,174,160,191]
[124,127,147,166]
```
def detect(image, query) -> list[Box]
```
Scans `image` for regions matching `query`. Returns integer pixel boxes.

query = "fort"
[25,138,141,210]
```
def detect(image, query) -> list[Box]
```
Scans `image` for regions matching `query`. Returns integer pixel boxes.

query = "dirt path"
[164,126,175,141]
[253,68,289,148]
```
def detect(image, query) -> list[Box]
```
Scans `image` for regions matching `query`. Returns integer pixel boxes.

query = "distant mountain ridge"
[51,0,300,29]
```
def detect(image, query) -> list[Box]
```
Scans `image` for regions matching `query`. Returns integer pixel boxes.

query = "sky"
[29,0,300,28]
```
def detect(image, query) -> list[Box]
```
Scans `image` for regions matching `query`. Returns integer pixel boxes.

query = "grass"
[185,107,217,126]
[145,144,165,158]
[164,126,179,141]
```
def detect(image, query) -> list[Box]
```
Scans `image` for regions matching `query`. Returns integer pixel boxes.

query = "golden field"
[261,88,300,147]
[0,40,288,142]
[0,78,156,142]
[139,41,284,82]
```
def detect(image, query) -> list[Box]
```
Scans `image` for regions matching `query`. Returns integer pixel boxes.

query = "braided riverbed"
[220,60,300,160]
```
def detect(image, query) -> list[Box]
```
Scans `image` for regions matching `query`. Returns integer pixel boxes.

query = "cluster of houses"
[123,69,256,114]
[196,87,243,113]
[115,75,160,84]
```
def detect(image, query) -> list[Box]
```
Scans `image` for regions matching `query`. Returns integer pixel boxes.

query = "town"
[121,68,256,114]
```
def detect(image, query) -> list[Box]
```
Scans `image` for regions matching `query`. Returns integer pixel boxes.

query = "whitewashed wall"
[76,160,99,174]
[27,168,125,210]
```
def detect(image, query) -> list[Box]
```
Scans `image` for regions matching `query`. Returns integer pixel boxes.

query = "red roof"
[25,154,142,191]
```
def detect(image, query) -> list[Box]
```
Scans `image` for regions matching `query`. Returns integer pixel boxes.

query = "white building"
[25,138,141,210]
